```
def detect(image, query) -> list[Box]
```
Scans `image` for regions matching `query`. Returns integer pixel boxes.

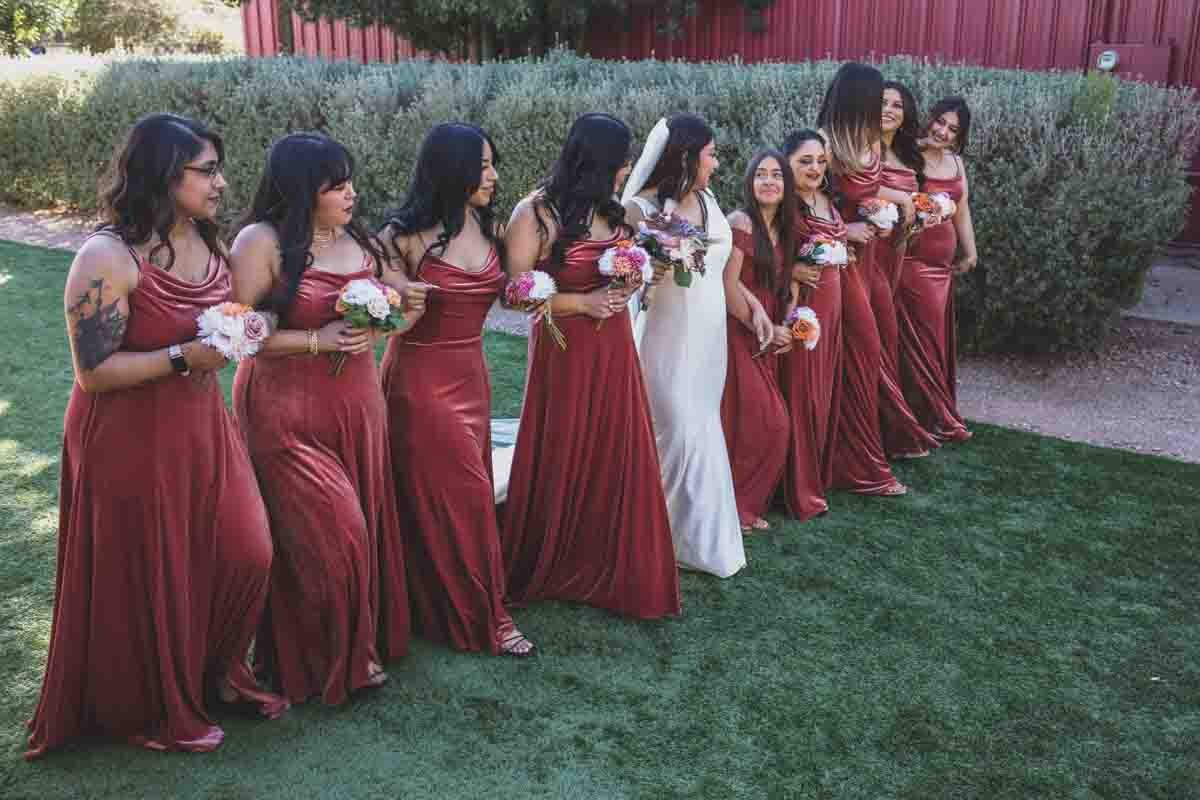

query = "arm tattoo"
[68,278,128,371]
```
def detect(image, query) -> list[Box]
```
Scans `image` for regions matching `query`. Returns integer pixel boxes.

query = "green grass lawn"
[1,239,1198,799]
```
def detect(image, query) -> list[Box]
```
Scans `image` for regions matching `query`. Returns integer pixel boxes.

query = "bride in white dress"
[622,114,746,578]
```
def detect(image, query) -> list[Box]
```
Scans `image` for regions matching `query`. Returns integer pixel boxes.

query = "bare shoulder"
[232,222,279,253]
[509,194,556,240]
[68,234,138,297]
[726,209,753,233]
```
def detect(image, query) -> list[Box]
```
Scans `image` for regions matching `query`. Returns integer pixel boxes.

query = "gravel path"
[3,205,1196,463]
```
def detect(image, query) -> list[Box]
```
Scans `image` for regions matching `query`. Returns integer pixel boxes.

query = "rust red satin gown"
[830,155,905,495]
[381,251,516,654]
[234,261,409,705]
[502,236,680,619]
[720,229,789,525]
[27,244,284,760]
[780,205,846,518]
[877,163,938,458]
[898,160,972,442]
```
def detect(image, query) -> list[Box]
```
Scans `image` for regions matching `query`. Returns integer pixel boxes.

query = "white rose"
[366,294,390,320]
[341,279,377,306]
[528,270,557,301]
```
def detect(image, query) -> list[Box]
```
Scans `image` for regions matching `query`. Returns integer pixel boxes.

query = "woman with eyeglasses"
[26,113,286,760]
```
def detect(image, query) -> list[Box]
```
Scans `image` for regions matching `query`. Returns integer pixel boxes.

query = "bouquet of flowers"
[857,197,900,233]
[796,236,849,269]
[635,210,714,309]
[596,239,653,329]
[788,234,849,311]
[504,269,566,349]
[786,306,821,351]
[331,277,406,375]
[196,302,277,362]
[898,191,958,247]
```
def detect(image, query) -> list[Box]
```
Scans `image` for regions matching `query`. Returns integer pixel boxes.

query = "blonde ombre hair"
[816,63,884,176]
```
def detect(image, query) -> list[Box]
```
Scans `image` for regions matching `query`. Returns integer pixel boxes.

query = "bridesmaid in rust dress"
[502,113,680,619]
[27,114,285,759]
[898,97,977,442]
[378,123,535,657]
[818,63,907,496]
[231,133,414,704]
[778,129,845,519]
[877,81,938,459]
[720,148,795,532]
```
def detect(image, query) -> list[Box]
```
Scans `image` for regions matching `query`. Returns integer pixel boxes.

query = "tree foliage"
[69,0,178,54]
[284,0,649,60]
[0,0,73,56]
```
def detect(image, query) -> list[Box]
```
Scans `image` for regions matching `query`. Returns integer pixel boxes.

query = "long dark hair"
[926,96,972,156]
[98,112,227,271]
[739,148,795,304]
[816,62,883,176]
[238,132,384,315]
[535,113,632,271]
[782,128,834,218]
[883,80,924,183]
[382,122,503,276]
[644,113,715,209]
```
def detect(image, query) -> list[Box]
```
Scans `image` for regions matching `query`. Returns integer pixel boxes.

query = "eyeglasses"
[183,163,224,181]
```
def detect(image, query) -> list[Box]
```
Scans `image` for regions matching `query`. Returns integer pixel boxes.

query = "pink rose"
[243,312,269,342]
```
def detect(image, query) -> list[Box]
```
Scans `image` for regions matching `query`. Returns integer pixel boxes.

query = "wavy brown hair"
[98,113,227,271]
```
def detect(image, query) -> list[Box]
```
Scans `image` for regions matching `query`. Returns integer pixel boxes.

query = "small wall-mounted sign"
[1096,49,1120,71]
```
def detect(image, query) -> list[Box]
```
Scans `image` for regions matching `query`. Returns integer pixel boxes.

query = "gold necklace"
[312,226,339,251]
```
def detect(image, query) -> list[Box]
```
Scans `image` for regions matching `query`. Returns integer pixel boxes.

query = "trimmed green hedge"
[2,53,1198,352]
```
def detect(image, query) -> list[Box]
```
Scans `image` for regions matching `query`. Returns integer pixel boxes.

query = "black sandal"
[499,632,538,659]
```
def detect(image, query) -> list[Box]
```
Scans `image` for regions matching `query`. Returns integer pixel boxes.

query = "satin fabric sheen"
[502,234,681,618]
[830,155,905,494]
[382,252,517,653]
[27,249,284,759]
[234,264,409,704]
[781,206,846,518]
[898,165,972,442]
[720,228,789,526]
[877,163,939,457]
[633,193,746,577]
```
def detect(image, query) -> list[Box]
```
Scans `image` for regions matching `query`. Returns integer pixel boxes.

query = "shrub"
[1,52,1197,352]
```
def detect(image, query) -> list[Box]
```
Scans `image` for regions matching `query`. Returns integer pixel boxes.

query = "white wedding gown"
[630,192,746,578]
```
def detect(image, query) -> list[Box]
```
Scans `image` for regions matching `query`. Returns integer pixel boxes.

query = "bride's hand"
[648,259,670,286]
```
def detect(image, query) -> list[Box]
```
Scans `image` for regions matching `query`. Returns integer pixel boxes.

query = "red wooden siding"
[240,0,422,62]
[587,0,1101,74]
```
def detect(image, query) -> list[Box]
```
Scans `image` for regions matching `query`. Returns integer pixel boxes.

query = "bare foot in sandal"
[499,628,537,658]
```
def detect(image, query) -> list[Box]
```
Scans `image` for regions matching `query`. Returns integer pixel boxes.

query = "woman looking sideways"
[27,113,285,759]
[623,113,746,577]
[230,132,414,703]
[503,113,681,619]
[379,123,536,655]
[818,62,907,496]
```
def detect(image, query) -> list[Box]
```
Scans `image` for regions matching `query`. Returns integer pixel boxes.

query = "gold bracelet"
[307,329,319,355]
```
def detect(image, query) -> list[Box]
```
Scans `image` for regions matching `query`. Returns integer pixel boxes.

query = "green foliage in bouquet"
[2,52,1198,353]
